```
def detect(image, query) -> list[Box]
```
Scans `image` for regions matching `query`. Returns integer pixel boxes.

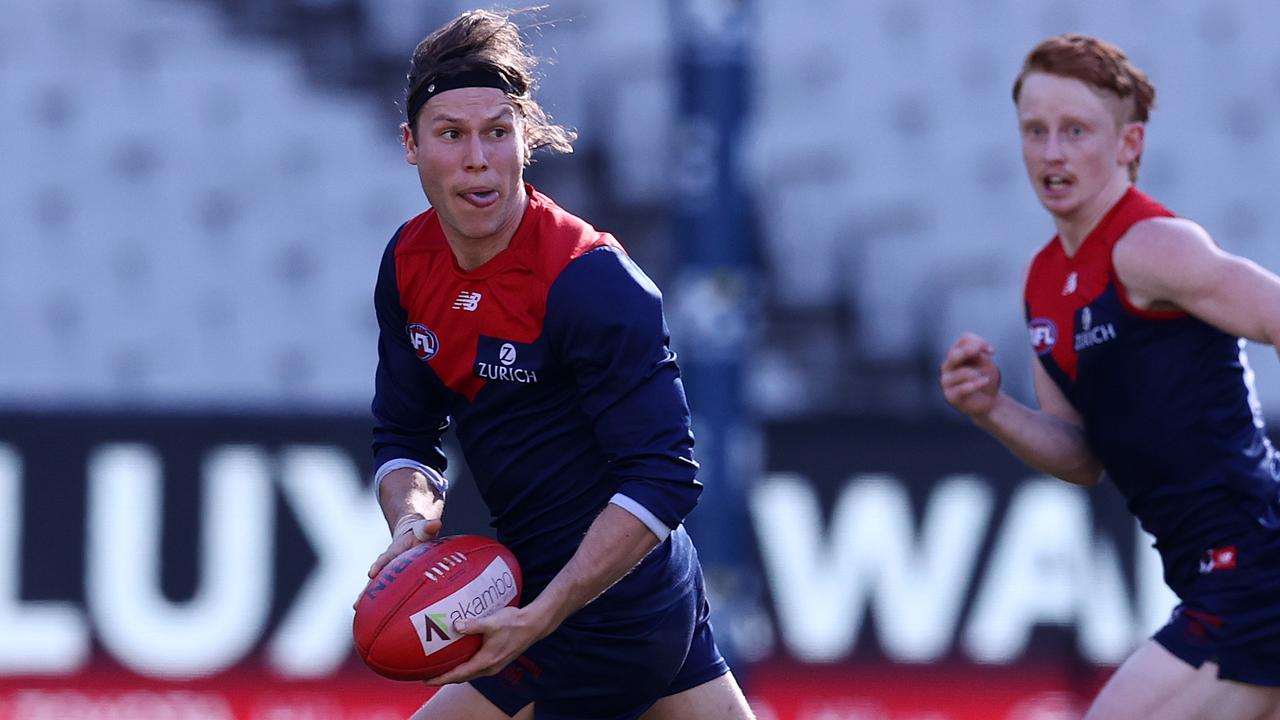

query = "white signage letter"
[268,446,388,677]
[87,445,272,678]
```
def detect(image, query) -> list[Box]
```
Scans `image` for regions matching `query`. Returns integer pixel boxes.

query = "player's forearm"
[377,466,445,533]
[523,503,660,635]
[974,393,1103,486]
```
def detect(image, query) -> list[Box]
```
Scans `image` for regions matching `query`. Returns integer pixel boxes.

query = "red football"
[353,534,522,681]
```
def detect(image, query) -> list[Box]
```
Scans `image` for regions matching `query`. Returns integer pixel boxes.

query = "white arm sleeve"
[373,459,448,502]
[609,493,673,542]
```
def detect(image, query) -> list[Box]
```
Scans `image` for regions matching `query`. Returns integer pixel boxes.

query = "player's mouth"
[459,188,499,208]
[1042,174,1072,195]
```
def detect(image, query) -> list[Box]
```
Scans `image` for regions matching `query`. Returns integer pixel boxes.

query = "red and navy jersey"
[371,186,702,606]
[1025,187,1280,595]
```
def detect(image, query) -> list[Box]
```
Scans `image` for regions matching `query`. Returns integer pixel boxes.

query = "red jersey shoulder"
[1113,188,1175,229]
[1024,238,1068,307]
[1026,238,1062,285]
[390,208,452,316]
[394,208,449,258]
[524,190,624,284]
[1023,239,1064,356]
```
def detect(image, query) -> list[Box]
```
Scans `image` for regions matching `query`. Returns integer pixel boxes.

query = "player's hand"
[369,514,442,578]
[940,332,1001,418]
[424,605,552,686]
[354,515,442,608]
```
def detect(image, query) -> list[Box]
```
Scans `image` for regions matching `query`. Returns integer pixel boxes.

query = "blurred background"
[2,0,1279,718]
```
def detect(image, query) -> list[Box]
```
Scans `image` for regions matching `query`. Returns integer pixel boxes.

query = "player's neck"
[1054,179,1131,257]
[446,185,530,271]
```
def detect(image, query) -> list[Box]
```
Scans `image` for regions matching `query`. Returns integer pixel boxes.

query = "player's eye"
[440,129,460,140]
[490,127,509,139]
[1069,125,1085,137]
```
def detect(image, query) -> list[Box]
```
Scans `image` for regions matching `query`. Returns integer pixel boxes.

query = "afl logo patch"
[406,323,440,361]
[1028,318,1057,355]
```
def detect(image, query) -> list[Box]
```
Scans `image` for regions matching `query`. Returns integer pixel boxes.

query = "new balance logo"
[452,291,482,311]
[1062,271,1078,296]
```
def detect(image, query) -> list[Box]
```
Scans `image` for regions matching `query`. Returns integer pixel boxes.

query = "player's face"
[404,88,528,254]
[1016,72,1141,224]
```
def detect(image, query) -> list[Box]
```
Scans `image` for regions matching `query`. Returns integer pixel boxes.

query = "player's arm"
[426,503,659,686]
[367,466,446,578]
[522,504,658,622]
[366,231,451,579]
[558,248,704,537]
[1114,217,1280,350]
[940,332,1103,486]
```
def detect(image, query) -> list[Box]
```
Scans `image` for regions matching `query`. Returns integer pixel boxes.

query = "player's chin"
[1037,193,1078,216]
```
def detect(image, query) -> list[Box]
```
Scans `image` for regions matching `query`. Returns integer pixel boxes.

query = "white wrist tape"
[393,514,435,542]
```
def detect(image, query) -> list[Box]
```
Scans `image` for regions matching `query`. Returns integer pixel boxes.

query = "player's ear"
[1118,121,1144,167]
[516,118,531,167]
[403,122,419,166]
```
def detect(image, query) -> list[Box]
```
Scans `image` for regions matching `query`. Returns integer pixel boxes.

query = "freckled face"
[1017,72,1141,225]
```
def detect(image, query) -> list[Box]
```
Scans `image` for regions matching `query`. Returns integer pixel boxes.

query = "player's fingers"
[367,549,395,578]
[943,335,995,369]
[452,616,488,636]
[941,374,991,409]
[367,552,389,578]
[356,544,405,607]
[421,614,507,684]
[941,367,986,391]
[367,536,412,578]
[942,343,982,370]
[939,368,968,388]
[956,331,994,353]
[940,345,966,370]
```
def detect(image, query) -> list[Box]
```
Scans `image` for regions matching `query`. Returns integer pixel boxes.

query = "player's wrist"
[392,513,424,534]
[392,513,439,541]
[969,391,1011,426]
[522,592,570,638]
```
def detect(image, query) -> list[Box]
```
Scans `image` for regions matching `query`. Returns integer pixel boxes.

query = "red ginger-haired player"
[941,33,1280,720]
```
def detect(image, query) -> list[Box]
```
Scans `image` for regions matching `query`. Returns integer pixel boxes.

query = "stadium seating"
[3,0,1279,415]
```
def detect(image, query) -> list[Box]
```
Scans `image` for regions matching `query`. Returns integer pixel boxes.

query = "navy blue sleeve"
[544,246,702,529]
[370,230,449,476]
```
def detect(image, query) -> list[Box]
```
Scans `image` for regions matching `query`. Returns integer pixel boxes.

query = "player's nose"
[1041,132,1065,161]
[463,135,488,171]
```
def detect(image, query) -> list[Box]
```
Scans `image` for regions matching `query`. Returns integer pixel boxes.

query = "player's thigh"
[1086,640,1280,720]
[410,682,533,720]
[639,671,755,720]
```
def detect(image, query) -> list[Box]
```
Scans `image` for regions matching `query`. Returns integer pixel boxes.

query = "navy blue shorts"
[469,569,729,719]
[1153,541,1280,686]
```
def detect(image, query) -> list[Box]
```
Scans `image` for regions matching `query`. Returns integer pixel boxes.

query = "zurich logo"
[1028,318,1057,356]
[499,343,517,366]
[406,323,440,361]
